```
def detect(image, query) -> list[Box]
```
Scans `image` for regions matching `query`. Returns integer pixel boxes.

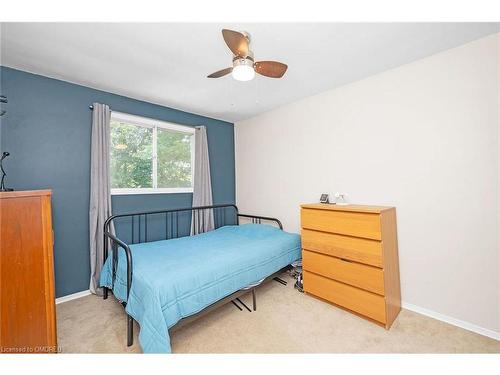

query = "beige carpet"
[56,272,500,353]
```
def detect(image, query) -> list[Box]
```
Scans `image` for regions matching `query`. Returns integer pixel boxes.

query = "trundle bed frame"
[102,204,284,347]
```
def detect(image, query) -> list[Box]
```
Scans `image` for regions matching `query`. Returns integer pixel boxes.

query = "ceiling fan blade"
[254,61,288,78]
[222,29,249,57]
[207,67,233,78]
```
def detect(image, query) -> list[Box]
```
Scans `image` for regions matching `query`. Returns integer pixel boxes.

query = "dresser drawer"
[304,271,386,324]
[301,229,383,267]
[302,250,384,295]
[301,208,382,240]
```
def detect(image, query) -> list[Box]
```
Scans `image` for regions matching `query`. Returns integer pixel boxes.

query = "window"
[110,112,195,195]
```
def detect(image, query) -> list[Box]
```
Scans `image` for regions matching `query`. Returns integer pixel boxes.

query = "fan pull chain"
[255,76,260,105]
[229,78,235,110]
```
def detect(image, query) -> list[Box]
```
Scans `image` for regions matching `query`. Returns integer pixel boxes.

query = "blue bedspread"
[100,224,301,353]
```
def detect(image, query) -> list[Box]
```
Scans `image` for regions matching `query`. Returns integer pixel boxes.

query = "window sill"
[111,188,194,195]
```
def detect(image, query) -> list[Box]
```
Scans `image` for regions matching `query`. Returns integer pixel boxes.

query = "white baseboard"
[55,290,91,304]
[402,302,500,341]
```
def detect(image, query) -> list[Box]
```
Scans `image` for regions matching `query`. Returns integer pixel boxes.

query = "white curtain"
[191,126,214,235]
[89,103,113,295]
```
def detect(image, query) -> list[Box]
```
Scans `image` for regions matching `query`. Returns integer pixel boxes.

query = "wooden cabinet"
[301,203,401,329]
[0,190,57,353]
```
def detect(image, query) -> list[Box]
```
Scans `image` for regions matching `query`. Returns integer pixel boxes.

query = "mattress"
[100,223,301,353]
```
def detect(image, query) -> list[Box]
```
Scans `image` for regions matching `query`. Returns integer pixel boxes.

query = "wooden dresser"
[301,203,401,329]
[0,190,57,353]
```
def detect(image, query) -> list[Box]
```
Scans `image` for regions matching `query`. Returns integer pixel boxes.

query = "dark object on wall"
[1,152,14,192]
[319,193,329,204]
[0,95,7,116]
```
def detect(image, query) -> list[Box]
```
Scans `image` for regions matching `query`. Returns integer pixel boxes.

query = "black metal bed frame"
[102,204,283,347]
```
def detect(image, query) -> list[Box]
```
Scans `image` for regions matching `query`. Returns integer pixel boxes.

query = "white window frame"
[110,111,196,195]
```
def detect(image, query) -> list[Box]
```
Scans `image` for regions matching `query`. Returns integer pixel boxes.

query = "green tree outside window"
[110,119,193,190]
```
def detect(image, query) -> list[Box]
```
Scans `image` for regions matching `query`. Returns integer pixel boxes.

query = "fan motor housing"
[233,56,254,69]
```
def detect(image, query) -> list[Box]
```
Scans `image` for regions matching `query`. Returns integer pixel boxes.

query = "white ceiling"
[1,23,499,123]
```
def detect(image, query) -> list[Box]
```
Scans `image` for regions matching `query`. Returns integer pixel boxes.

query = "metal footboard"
[102,204,283,347]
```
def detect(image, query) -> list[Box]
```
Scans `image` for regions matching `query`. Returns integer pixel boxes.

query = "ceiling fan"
[207,29,288,82]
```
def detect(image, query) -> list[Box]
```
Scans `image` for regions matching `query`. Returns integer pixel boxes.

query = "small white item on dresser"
[334,192,348,205]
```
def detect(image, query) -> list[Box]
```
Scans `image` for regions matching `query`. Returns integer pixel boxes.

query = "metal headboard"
[103,204,282,298]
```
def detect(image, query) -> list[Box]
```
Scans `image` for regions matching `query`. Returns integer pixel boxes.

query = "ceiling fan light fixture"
[207,29,287,80]
[232,58,255,81]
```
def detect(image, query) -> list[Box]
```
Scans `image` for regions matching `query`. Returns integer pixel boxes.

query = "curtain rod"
[88,105,202,130]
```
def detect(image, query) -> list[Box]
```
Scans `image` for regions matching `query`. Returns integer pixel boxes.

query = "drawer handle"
[340,258,353,263]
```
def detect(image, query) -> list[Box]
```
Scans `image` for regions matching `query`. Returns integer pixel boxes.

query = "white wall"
[497,33,500,336]
[235,33,500,334]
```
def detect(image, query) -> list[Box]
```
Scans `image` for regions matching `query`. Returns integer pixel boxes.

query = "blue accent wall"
[0,66,235,297]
